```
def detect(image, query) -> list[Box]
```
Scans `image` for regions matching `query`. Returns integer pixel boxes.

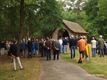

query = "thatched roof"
[63,20,87,34]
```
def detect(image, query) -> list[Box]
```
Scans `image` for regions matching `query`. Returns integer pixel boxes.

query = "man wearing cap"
[98,35,105,57]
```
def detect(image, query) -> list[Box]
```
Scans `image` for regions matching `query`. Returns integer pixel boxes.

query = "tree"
[83,0,99,37]
[30,0,62,37]
[97,0,107,36]
[0,0,20,40]
[84,0,107,38]
[19,0,25,40]
[0,0,62,39]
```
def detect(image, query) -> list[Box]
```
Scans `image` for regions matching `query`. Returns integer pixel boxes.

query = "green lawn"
[0,56,41,80]
[61,52,107,79]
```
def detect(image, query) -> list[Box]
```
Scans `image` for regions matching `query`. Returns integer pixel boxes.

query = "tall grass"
[0,56,41,80]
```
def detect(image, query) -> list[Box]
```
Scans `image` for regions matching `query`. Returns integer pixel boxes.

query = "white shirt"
[91,40,97,48]
[59,39,63,45]
[104,43,107,48]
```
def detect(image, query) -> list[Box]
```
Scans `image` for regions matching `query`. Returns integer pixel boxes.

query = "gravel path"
[39,58,106,80]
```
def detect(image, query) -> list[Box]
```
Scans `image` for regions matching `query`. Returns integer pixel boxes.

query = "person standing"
[53,40,60,60]
[39,39,45,57]
[91,37,97,57]
[58,37,63,53]
[31,39,36,56]
[62,37,68,53]
[69,35,77,59]
[98,35,105,57]
[77,36,87,63]
[9,41,23,71]
[104,41,107,54]
[35,39,39,55]
[42,39,47,57]
[45,37,52,60]
[27,38,32,58]
[20,39,27,57]
[0,41,5,56]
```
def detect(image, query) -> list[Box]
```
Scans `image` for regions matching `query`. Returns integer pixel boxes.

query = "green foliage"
[25,0,62,37]
[84,0,99,21]
[98,0,107,19]
[97,0,107,37]
[83,0,107,38]
[0,0,20,40]
[61,0,107,39]
[1,0,107,40]
[33,0,62,37]
[0,0,62,40]
[62,11,78,22]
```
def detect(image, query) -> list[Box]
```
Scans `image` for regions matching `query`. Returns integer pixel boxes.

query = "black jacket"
[9,44,18,57]
[27,41,32,52]
[69,38,77,47]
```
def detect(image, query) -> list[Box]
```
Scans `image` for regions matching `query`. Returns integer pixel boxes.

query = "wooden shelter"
[52,20,88,39]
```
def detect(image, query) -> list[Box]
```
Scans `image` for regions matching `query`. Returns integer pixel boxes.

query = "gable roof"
[63,20,87,34]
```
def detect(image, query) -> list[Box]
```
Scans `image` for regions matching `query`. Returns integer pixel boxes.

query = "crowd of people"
[0,35,107,70]
[0,37,61,70]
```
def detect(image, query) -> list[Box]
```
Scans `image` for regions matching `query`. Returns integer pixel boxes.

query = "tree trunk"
[19,0,24,41]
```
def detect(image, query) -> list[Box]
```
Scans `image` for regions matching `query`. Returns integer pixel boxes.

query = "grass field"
[0,56,41,80]
[61,52,107,79]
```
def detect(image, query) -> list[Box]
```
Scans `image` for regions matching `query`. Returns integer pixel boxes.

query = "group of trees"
[84,0,107,38]
[0,0,62,40]
[62,0,107,39]
[0,0,107,40]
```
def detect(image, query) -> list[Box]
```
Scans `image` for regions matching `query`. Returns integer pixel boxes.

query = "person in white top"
[91,37,97,57]
[58,38,63,53]
[104,41,107,54]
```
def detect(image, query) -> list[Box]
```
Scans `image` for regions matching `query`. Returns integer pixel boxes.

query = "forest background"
[0,0,107,40]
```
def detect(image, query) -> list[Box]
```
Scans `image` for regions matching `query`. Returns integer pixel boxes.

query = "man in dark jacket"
[69,35,77,59]
[9,41,23,71]
[27,38,32,58]
[45,37,52,60]
[62,37,68,53]
[53,40,60,60]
